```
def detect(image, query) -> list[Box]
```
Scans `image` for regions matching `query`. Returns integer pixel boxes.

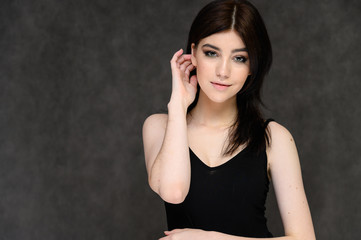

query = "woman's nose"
[216,58,230,80]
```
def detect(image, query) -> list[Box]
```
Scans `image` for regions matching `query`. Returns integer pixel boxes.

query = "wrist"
[167,98,188,115]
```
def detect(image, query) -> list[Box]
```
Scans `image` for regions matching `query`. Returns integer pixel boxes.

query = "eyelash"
[203,51,248,63]
[204,50,217,57]
[234,56,248,63]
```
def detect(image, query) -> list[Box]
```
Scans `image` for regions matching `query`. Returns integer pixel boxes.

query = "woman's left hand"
[159,228,209,240]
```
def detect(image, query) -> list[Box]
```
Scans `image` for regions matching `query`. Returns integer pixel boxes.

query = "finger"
[176,55,191,68]
[170,49,183,67]
[168,228,183,234]
[190,75,198,88]
[185,64,195,77]
[176,55,185,65]
[176,54,192,64]
[180,60,192,72]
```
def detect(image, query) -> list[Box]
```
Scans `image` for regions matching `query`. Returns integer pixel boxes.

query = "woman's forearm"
[208,231,299,240]
[162,229,308,240]
[208,231,313,240]
[149,101,191,204]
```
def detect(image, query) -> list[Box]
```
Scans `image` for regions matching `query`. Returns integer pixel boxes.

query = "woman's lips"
[211,82,231,91]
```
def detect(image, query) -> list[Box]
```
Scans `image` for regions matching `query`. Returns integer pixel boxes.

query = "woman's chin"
[206,93,236,104]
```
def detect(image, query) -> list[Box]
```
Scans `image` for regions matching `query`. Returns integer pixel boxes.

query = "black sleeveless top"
[164,119,274,238]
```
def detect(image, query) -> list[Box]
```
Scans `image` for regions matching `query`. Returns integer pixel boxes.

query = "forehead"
[199,30,246,49]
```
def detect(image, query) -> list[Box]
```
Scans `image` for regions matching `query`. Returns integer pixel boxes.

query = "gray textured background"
[0,0,360,239]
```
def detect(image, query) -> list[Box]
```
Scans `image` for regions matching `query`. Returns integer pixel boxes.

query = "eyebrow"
[201,43,248,53]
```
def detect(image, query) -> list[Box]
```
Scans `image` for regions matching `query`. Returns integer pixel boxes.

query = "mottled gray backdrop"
[0,0,360,239]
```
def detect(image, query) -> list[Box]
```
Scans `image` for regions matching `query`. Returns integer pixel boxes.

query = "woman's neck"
[188,89,238,129]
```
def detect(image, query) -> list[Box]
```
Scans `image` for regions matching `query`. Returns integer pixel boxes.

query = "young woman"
[143,0,315,239]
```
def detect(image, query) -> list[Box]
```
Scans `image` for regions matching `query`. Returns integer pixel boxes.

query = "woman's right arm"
[142,49,197,204]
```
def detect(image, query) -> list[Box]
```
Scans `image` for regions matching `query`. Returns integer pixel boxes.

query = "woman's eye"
[204,51,217,57]
[234,56,247,63]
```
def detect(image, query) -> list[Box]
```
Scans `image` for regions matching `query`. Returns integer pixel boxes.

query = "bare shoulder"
[142,113,168,146]
[267,121,295,145]
[143,113,168,132]
[142,113,168,171]
[266,121,298,166]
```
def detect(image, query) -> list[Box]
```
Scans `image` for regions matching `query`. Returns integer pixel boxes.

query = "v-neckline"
[189,146,248,170]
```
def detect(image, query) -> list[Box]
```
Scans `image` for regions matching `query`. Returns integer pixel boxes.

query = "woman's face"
[191,30,250,103]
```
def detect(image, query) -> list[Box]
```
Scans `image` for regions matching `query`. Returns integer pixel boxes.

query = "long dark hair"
[186,0,272,155]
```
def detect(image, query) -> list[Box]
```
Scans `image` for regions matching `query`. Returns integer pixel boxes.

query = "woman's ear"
[191,43,197,67]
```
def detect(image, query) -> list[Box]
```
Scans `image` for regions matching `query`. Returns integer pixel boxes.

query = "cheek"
[196,59,211,72]
[234,68,250,83]
[195,61,212,83]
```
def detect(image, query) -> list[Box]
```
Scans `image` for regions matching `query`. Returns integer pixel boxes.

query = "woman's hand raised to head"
[169,49,198,110]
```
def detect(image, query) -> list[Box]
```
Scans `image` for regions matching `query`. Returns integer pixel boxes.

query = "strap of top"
[264,118,275,128]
